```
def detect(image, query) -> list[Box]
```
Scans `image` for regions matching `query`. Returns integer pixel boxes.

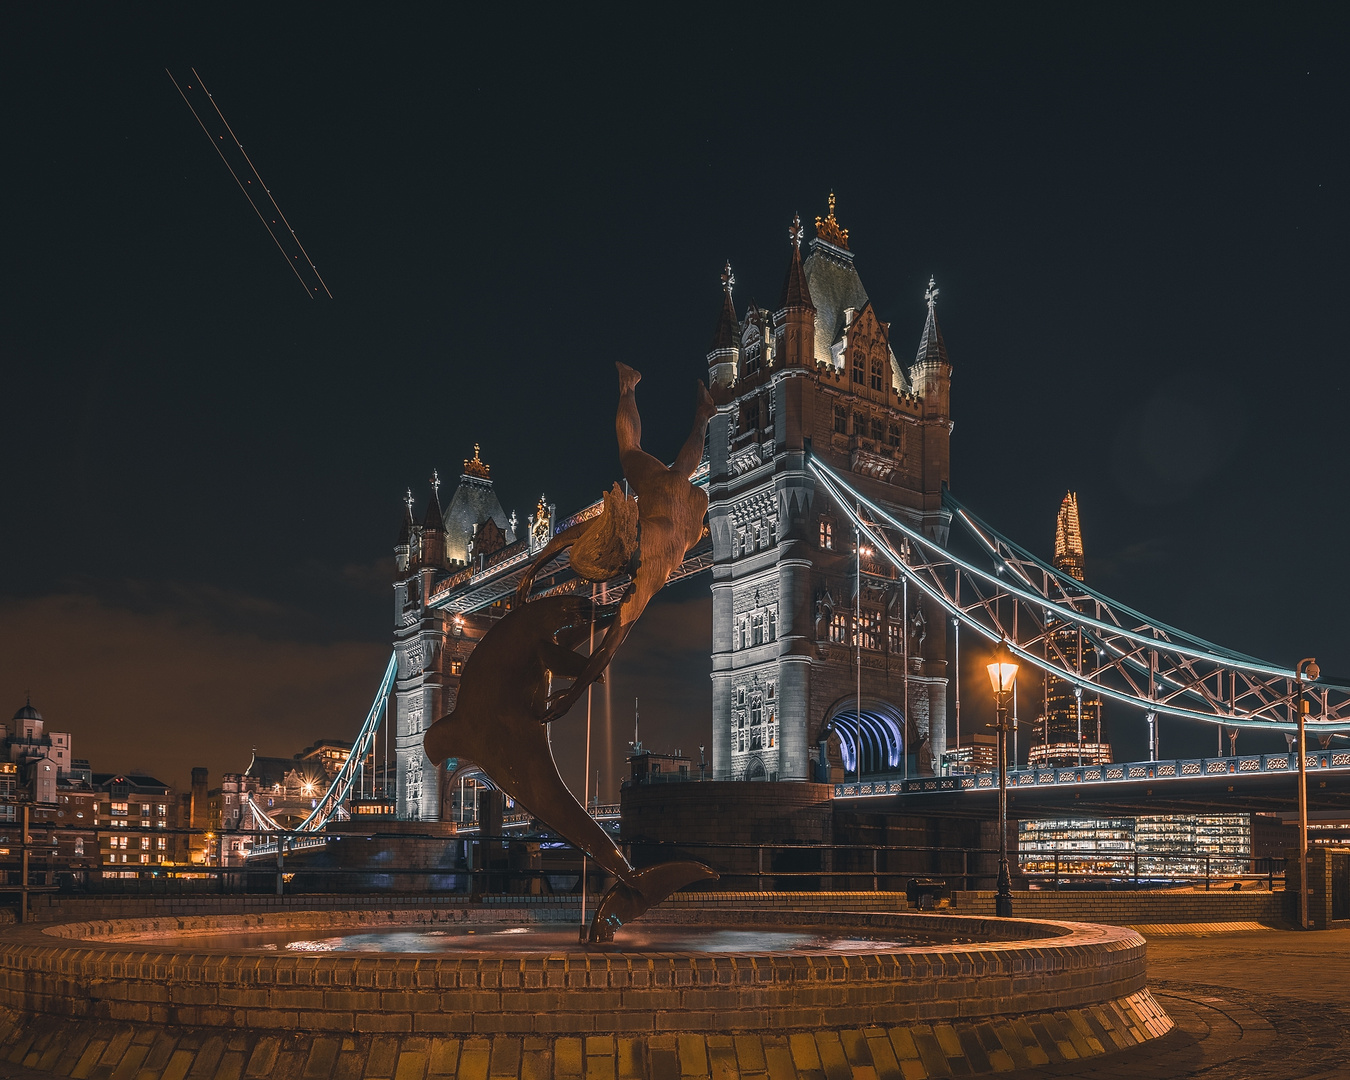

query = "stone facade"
[708,203,952,782]
[390,449,532,821]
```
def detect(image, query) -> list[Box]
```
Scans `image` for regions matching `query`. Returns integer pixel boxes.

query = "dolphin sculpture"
[425,365,720,942]
[423,593,716,942]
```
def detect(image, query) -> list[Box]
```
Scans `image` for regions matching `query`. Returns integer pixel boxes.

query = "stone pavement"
[1001,926,1350,1078]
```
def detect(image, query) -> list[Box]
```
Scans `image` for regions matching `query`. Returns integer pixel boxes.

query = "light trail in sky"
[166,68,331,298]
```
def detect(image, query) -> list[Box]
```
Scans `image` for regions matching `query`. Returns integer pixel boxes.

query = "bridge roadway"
[833,749,1350,817]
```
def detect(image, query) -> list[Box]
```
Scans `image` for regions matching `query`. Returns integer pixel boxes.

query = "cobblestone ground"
[1003,927,1350,1079]
[0,928,1341,1079]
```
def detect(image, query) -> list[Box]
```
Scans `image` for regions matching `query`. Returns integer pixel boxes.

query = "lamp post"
[854,527,863,783]
[986,640,1019,918]
[1295,656,1319,931]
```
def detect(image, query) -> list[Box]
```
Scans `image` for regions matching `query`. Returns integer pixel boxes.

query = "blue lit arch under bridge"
[821,701,906,778]
[272,458,1350,834]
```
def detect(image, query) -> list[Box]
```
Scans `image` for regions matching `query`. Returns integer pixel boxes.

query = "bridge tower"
[391,450,518,820]
[707,198,953,782]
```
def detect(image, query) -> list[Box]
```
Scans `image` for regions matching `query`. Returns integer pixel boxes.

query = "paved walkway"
[1005,926,1350,1078]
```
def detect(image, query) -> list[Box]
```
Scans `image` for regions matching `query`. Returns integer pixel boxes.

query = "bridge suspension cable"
[295,651,398,832]
[808,460,1350,735]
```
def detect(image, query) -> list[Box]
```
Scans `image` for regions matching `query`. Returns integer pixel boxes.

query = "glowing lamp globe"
[986,644,1019,695]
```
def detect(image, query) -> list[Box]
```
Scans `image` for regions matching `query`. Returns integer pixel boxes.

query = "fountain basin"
[0,906,1172,1077]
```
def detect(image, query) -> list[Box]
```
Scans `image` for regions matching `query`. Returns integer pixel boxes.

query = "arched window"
[871,358,884,391]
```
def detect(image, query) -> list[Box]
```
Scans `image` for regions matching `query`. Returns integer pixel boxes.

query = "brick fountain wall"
[0,906,1172,1078]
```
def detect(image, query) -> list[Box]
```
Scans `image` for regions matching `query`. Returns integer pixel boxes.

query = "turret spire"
[779,214,814,311]
[915,276,949,366]
[423,471,445,531]
[709,260,740,353]
[396,488,415,546]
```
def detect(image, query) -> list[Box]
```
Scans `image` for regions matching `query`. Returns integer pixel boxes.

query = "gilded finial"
[925,276,939,309]
[463,443,491,480]
[721,261,735,296]
[788,213,804,250]
[814,192,849,250]
[404,487,414,512]
[430,469,441,497]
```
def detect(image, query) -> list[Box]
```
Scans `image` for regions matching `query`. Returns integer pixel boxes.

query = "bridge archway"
[820,699,906,778]
[443,762,497,824]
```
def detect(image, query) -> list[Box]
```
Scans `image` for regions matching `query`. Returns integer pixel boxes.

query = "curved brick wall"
[0,908,1172,1078]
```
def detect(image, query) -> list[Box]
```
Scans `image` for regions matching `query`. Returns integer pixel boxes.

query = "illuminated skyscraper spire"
[1053,492,1085,582]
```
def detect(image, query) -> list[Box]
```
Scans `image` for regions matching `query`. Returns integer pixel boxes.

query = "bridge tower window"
[852,353,865,384]
[888,423,902,449]
[870,415,884,442]
[870,359,884,391]
[819,520,833,550]
[833,405,848,434]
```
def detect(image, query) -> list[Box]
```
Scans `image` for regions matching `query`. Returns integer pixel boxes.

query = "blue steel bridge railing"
[833,749,1350,799]
[291,651,398,833]
[808,459,1350,735]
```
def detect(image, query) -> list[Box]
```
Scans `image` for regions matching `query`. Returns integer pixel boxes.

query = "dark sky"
[2,7,1348,795]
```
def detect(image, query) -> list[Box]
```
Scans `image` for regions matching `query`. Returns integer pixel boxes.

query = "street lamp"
[986,640,1019,918]
[1295,656,1320,931]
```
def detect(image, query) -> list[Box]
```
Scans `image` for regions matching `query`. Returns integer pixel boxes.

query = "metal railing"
[0,817,1292,921]
[833,750,1350,800]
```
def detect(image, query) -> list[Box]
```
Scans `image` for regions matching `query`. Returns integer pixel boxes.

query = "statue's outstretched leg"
[673,380,716,479]
[615,362,666,497]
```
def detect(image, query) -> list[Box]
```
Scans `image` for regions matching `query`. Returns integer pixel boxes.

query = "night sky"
[3,8,1348,797]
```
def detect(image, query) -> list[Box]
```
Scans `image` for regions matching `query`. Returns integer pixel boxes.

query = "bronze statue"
[424,365,719,942]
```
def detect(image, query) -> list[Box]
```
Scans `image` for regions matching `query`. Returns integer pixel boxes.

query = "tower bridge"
[266,196,1350,836]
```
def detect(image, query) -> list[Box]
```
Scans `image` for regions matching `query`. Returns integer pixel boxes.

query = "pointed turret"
[908,277,952,412]
[1053,492,1086,581]
[775,214,816,368]
[421,470,446,567]
[707,261,740,390]
[394,488,415,573]
[914,277,950,367]
[907,277,953,498]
